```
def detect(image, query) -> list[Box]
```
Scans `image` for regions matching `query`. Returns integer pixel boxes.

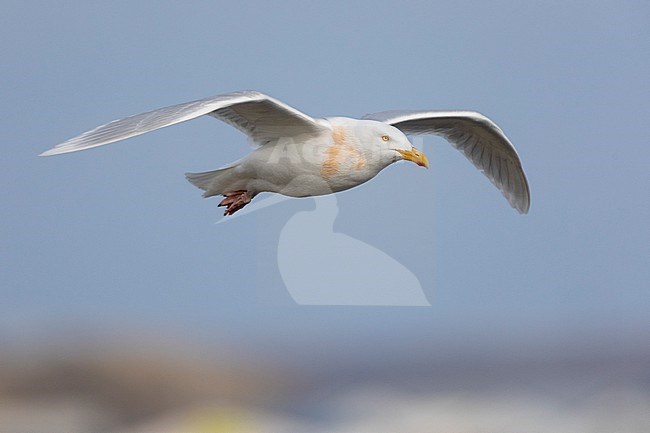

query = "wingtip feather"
[39,145,76,156]
[39,148,58,157]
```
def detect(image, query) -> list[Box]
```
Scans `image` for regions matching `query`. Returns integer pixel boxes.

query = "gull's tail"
[185,165,238,198]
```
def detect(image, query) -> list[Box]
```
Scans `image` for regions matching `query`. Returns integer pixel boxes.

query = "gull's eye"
[381,135,390,142]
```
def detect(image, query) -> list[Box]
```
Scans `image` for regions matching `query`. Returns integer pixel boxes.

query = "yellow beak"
[396,147,429,169]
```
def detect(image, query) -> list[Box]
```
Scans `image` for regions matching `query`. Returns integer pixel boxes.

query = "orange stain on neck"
[321,126,366,178]
[332,127,346,145]
[321,145,342,178]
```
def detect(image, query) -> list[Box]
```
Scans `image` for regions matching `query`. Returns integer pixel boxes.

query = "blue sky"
[1,1,648,365]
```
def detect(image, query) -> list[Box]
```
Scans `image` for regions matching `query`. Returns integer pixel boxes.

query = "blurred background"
[1,1,649,431]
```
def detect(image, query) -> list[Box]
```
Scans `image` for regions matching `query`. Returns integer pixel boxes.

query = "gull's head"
[364,121,429,169]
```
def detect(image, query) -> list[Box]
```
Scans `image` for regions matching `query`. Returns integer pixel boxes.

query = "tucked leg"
[218,190,253,215]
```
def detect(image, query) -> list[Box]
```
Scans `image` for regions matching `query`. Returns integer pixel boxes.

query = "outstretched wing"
[41,90,328,156]
[363,110,530,214]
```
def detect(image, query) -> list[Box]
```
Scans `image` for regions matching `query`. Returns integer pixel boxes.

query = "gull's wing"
[363,110,530,214]
[41,91,328,156]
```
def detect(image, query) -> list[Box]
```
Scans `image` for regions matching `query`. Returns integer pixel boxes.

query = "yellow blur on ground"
[188,407,262,433]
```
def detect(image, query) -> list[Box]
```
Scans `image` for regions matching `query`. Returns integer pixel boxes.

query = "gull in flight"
[41,91,530,215]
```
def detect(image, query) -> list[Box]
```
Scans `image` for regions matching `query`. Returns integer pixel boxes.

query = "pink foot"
[218,190,252,216]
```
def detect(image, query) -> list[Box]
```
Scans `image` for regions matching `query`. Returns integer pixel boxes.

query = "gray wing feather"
[41,91,326,156]
[363,110,530,214]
